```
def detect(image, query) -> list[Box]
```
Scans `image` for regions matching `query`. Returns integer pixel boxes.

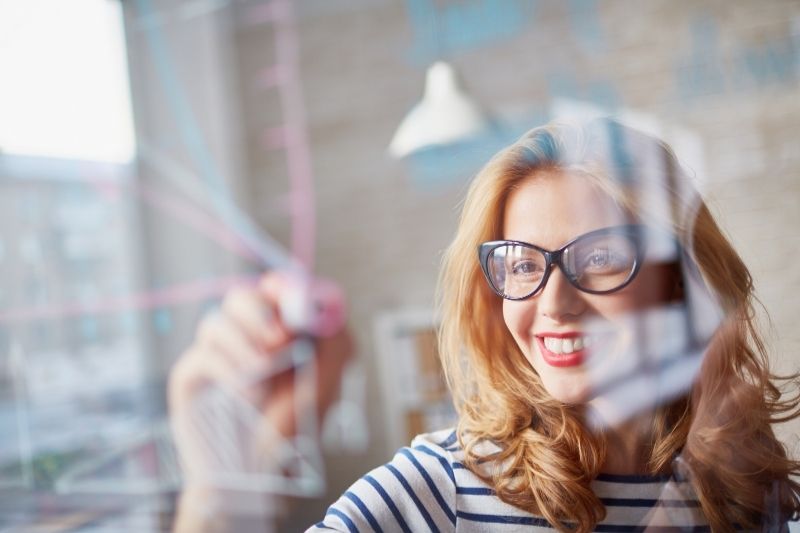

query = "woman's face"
[502,170,678,405]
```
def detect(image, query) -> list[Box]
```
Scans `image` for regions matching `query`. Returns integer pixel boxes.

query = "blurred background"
[1,0,798,531]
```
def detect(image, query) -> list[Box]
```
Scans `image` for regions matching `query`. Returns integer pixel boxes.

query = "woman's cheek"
[502,300,532,355]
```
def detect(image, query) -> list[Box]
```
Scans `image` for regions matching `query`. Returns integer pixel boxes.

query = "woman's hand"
[168,271,353,530]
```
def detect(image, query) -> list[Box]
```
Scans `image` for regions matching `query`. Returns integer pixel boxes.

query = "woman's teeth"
[542,336,592,354]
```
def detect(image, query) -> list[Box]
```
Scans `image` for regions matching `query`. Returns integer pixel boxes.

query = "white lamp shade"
[388,61,491,158]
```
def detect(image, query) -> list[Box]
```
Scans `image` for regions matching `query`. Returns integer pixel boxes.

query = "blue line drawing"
[404,0,533,65]
[674,13,799,104]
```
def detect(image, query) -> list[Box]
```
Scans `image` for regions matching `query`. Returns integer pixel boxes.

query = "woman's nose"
[536,266,587,321]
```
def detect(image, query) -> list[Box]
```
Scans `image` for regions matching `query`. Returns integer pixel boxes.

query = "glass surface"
[2,0,798,530]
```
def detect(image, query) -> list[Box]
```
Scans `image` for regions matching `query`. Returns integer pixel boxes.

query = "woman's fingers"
[220,285,293,355]
[169,271,354,471]
[169,343,243,412]
[172,276,298,401]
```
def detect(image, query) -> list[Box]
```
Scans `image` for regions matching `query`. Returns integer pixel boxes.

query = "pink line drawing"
[0,274,259,323]
[262,125,293,150]
[134,180,263,263]
[271,0,316,269]
[241,0,287,27]
[257,64,288,90]
[79,166,263,265]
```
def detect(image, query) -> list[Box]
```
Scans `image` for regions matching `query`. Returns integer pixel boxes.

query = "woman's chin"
[543,379,593,406]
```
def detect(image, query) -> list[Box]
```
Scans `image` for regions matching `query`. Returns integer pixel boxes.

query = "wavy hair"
[436,119,800,531]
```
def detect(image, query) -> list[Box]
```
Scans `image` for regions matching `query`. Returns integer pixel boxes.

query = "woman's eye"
[588,250,610,267]
[583,248,629,272]
[511,261,540,276]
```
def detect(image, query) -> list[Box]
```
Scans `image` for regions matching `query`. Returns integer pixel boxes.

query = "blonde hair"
[436,119,800,531]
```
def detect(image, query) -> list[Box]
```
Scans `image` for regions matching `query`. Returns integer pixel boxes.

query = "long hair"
[436,119,800,531]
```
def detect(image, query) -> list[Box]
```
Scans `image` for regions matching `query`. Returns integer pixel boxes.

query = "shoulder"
[409,427,461,476]
[308,429,460,532]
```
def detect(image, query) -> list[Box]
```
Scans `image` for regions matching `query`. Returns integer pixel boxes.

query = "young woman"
[310,119,800,531]
[172,119,800,531]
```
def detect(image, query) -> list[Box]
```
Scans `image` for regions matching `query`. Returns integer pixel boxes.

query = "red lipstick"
[535,332,586,368]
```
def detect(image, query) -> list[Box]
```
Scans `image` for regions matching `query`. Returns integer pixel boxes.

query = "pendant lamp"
[388,61,491,158]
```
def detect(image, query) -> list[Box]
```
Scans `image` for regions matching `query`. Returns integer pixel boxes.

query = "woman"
[172,119,800,531]
[312,119,799,531]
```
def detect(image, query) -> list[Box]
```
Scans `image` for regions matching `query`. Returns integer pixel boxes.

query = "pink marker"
[277,274,346,338]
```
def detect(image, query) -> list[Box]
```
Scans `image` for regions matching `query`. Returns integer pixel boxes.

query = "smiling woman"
[306,119,800,531]
[430,119,800,530]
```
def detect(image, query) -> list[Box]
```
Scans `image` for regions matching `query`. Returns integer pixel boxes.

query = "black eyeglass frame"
[478,224,647,301]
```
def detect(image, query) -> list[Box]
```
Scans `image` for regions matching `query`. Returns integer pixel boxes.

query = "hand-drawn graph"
[0,0,368,513]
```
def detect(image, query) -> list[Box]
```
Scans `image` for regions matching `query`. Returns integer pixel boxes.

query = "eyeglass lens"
[486,232,638,298]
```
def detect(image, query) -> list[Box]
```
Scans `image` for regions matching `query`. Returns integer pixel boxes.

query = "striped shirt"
[308,428,710,532]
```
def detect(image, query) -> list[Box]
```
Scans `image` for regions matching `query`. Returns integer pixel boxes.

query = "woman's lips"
[535,334,587,368]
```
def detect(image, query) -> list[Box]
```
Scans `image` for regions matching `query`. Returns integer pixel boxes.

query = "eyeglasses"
[478,225,646,300]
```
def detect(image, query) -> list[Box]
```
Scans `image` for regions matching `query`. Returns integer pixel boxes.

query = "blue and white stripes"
[308,428,709,532]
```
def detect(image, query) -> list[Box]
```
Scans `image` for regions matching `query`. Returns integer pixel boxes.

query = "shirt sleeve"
[307,435,458,532]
